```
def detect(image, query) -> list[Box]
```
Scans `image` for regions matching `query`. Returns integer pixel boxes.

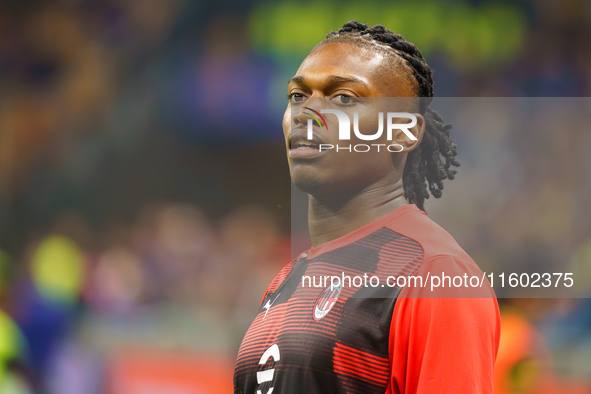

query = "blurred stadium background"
[0,0,590,393]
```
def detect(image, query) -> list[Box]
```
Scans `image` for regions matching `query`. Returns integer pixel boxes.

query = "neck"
[307,176,407,247]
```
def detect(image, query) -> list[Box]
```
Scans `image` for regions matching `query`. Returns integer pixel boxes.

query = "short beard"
[292,177,333,196]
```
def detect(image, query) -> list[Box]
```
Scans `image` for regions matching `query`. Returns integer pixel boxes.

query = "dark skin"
[282,42,426,247]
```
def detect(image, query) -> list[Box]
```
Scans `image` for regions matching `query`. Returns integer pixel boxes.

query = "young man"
[234,21,500,394]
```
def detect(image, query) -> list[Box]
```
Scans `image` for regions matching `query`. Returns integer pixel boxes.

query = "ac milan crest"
[314,284,342,320]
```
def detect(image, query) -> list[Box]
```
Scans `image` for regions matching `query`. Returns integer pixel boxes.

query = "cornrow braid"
[319,20,460,211]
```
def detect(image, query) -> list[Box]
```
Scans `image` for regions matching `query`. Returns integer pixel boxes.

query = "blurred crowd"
[0,203,288,393]
[0,0,590,393]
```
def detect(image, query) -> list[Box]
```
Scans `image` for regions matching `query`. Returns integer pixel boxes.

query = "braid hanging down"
[317,20,460,211]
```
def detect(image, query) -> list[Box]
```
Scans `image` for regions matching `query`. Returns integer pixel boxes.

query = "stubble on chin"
[292,173,339,196]
[293,177,322,196]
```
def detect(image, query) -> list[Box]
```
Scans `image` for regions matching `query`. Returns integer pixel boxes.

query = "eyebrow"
[288,75,369,88]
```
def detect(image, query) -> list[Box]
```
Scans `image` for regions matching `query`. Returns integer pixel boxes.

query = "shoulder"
[384,203,474,264]
[382,205,499,326]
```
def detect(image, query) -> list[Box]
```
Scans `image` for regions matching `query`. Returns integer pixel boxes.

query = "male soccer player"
[234,21,500,394]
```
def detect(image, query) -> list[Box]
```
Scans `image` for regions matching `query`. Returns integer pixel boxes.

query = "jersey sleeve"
[388,255,501,394]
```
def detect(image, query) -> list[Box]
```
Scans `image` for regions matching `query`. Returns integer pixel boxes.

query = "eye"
[333,94,358,105]
[288,92,306,104]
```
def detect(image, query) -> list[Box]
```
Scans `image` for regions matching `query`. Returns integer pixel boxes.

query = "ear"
[390,113,424,152]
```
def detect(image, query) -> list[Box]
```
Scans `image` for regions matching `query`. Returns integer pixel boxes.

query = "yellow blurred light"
[0,310,24,382]
[249,0,526,71]
[31,235,85,305]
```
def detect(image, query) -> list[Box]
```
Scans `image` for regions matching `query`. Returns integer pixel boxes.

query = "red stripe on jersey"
[335,342,390,367]
[334,342,390,385]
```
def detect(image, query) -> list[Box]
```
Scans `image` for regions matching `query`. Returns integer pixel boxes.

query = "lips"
[288,130,326,159]
[291,139,319,150]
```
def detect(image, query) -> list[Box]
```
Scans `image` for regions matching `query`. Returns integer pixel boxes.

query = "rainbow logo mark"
[303,107,329,131]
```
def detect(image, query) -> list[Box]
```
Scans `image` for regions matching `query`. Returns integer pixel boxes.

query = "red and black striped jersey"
[234,204,500,394]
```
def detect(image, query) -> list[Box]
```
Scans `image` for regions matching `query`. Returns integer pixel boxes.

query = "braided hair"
[316,20,460,211]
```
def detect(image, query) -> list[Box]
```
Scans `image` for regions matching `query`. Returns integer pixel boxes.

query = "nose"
[292,97,327,128]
